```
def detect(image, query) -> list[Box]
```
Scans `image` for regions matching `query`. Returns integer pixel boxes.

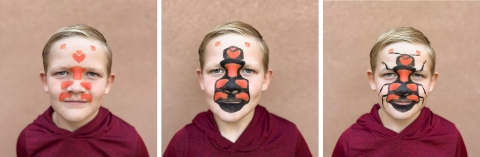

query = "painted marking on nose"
[225,63,241,77]
[69,66,86,80]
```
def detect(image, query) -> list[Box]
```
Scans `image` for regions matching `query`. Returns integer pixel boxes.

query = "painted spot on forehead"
[245,42,250,47]
[80,82,92,90]
[388,48,394,54]
[215,41,221,47]
[59,92,72,101]
[72,50,86,63]
[60,44,67,49]
[61,81,74,90]
[69,66,86,80]
[91,45,96,51]
[226,48,241,59]
[416,50,421,55]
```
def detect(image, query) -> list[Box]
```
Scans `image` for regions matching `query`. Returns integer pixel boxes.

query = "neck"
[52,110,99,132]
[214,109,255,143]
[378,108,421,133]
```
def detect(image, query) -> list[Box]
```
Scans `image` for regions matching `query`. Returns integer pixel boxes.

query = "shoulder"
[429,111,461,134]
[106,112,149,156]
[164,124,197,156]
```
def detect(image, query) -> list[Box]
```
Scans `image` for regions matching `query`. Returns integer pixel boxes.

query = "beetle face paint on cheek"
[214,46,250,113]
[57,44,95,102]
[378,49,427,112]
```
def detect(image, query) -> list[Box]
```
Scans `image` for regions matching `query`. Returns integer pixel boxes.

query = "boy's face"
[197,34,273,123]
[368,42,438,120]
[40,36,114,124]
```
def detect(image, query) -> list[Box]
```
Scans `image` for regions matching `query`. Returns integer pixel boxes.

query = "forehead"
[377,42,431,70]
[48,36,107,66]
[51,36,102,51]
[204,34,262,62]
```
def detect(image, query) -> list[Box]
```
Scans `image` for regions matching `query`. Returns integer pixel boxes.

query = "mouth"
[218,98,243,104]
[64,100,88,105]
[391,99,412,105]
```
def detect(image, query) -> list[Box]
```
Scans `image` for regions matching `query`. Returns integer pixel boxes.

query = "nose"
[223,79,240,94]
[395,85,412,96]
[65,81,86,94]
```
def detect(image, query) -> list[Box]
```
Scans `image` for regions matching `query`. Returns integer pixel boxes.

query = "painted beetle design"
[378,49,427,112]
[214,46,250,113]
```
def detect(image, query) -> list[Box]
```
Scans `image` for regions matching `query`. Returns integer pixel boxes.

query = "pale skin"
[40,36,115,132]
[367,42,438,133]
[196,34,273,142]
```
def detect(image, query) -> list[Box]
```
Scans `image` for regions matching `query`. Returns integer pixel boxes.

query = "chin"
[52,103,99,123]
[210,102,257,123]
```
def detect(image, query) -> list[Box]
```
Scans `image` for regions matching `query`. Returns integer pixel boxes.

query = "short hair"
[198,21,269,71]
[369,27,435,74]
[42,24,112,75]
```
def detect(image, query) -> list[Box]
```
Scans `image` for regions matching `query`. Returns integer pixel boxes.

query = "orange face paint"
[60,44,67,49]
[235,80,248,88]
[59,92,72,101]
[225,63,241,77]
[399,56,413,66]
[69,66,86,80]
[388,48,394,54]
[215,41,221,47]
[226,48,241,59]
[407,95,419,102]
[386,94,399,102]
[245,42,250,47]
[389,83,401,91]
[81,94,92,102]
[407,84,417,92]
[236,93,249,101]
[80,82,92,90]
[91,45,96,51]
[61,81,74,90]
[72,50,86,63]
[214,92,228,101]
[416,50,421,56]
[397,70,412,82]
[215,79,228,88]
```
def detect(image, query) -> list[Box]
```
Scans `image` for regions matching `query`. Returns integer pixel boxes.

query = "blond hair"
[42,24,112,75]
[198,21,269,71]
[370,27,435,74]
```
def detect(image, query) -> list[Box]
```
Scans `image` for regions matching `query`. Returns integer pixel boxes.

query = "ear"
[261,69,273,91]
[40,71,49,93]
[196,69,205,90]
[104,73,115,94]
[428,72,439,92]
[367,70,376,91]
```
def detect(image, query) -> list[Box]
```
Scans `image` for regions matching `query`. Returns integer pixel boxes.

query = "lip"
[218,98,242,104]
[391,99,412,105]
[64,100,88,106]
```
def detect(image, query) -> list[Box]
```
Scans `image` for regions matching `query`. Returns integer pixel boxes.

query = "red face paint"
[80,82,92,90]
[61,81,74,89]
[214,92,228,101]
[60,44,67,49]
[69,66,86,80]
[245,42,250,47]
[91,45,96,51]
[215,41,221,47]
[59,92,72,101]
[216,79,228,88]
[225,63,241,77]
[81,94,92,102]
[226,48,241,59]
[72,50,86,63]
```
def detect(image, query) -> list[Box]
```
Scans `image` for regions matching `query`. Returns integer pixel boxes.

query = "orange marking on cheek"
[245,42,250,47]
[389,83,401,91]
[91,45,96,51]
[60,44,66,49]
[214,92,228,101]
[59,92,72,101]
[69,66,86,80]
[236,93,249,101]
[227,48,241,59]
[235,80,248,88]
[216,79,229,88]
[399,56,412,66]
[397,70,412,82]
[72,50,86,63]
[80,82,92,90]
[61,81,74,89]
[215,41,221,47]
[388,49,394,54]
[386,94,399,102]
[81,94,92,102]
[407,84,417,91]
[225,63,241,77]
[407,95,419,102]
[416,50,421,56]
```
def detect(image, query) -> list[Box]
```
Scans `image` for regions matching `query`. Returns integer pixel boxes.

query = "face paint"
[81,94,92,102]
[378,49,427,112]
[90,45,96,51]
[80,82,92,90]
[245,42,250,47]
[69,66,86,80]
[215,41,221,47]
[214,46,250,113]
[72,50,86,63]
[60,44,67,49]
[59,92,72,101]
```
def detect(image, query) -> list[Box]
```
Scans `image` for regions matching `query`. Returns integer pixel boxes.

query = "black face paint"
[379,49,426,112]
[213,46,250,113]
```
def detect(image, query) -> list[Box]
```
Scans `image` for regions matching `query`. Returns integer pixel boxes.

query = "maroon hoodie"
[164,105,312,157]
[17,106,149,157]
[333,104,467,157]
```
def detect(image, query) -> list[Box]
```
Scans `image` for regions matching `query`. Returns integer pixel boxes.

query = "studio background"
[0,1,157,156]
[324,1,480,156]
[162,0,318,156]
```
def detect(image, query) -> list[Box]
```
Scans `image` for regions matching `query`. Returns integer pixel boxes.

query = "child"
[332,27,467,156]
[16,24,149,157]
[164,21,312,156]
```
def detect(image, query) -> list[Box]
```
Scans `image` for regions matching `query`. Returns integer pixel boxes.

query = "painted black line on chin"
[217,101,248,113]
[390,102,416,113]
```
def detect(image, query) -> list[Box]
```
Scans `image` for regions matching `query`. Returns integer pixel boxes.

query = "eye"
[243,69,254,74]
[384,73,396,77]
[211,69,224,74]
[86,72,99,77]
[55,71,68,76]
[412,73,423,78]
